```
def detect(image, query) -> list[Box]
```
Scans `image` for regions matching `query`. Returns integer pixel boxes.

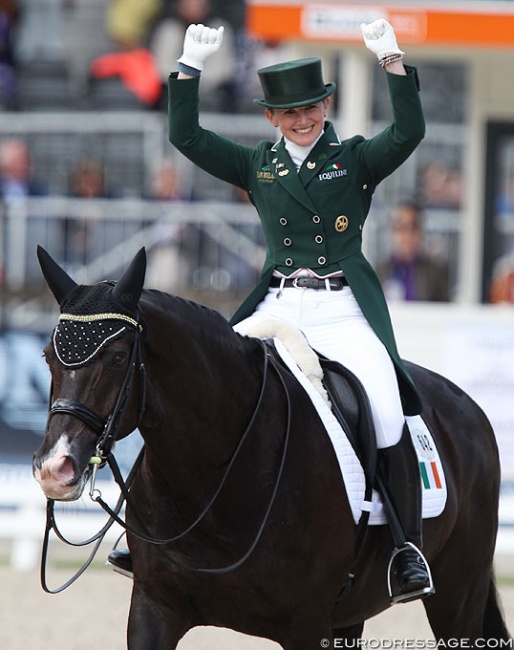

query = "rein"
[40,448,144,594]
[91,340,292,574]
[42,333,291,585]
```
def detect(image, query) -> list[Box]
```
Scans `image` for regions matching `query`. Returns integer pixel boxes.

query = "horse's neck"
[139,325,263,496]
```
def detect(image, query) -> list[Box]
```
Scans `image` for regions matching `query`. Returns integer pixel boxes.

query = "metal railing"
[0,196,266,330]
[0,110,465,332]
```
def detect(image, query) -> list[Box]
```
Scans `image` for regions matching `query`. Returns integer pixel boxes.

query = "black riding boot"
[377,426,434,603]
[107,548,133,578]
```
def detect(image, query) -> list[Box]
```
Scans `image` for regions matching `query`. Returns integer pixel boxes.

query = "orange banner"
[246,2,514,48]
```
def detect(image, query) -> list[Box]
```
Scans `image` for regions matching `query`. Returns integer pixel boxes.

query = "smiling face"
[265,98,330,147]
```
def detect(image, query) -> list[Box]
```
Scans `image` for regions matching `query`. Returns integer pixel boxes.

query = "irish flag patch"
[419,460,443,490]
[406,415,447,519]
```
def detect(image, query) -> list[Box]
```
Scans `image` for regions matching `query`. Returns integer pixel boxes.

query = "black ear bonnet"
[37,247,146,367]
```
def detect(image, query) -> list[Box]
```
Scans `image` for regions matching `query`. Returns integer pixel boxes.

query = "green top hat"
[254,57,336,109]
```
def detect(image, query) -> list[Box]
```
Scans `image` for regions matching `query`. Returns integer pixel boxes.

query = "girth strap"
[49,398,106,436]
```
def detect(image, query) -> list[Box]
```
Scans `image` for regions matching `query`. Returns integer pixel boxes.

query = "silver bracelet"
[379,53,404,68]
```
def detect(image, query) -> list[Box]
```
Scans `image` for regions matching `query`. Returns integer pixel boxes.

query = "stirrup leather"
[387,541,435,604]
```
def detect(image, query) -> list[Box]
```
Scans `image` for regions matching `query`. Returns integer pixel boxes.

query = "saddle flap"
[317,354,377,488]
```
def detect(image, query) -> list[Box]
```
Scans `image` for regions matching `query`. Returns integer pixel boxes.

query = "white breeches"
[233,286,405,449]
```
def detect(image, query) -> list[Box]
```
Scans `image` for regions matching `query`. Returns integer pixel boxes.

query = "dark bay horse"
[33,247,510,649]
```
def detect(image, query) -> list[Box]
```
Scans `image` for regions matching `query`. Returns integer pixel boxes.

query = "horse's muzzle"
[33,434,92,501]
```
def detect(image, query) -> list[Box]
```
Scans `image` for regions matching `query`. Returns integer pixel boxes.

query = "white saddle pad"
[271,336,447,525]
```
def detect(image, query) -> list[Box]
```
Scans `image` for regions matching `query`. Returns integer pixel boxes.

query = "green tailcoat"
[168,66,425,415]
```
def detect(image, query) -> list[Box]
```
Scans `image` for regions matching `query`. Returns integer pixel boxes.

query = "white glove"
[360,19,404,61]
[177,23,224,72]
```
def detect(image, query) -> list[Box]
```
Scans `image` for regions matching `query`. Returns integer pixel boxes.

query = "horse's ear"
[37,245,78,305]
[112,247,146,313]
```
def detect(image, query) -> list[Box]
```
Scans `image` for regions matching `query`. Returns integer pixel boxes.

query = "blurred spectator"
[0,137,48,285]
[418,159,462,210]
[106,0,161,51]
[87,0,162,109]
[69,157,108,198]
[145,158,192,293]
[376,201,450,302]
[495,172,514,219]
[63,157,109,268]
[0,138,47,201]
[146,158,189,202]
[89,47,161,107]
[149,0,237,111]
[0,0,19,109]
[490,255,514,304]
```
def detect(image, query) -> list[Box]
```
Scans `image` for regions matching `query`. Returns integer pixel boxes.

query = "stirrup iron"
[106,548,133,579]
[387,541,435,604]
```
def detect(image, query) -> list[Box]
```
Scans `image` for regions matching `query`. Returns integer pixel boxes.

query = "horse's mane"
[139,288,240,344]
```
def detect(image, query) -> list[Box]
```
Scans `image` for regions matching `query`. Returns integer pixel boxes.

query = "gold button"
[335,215,349,232]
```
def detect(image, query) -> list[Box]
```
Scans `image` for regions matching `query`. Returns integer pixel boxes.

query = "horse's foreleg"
[127,584,191,650]
[423,521,496,642]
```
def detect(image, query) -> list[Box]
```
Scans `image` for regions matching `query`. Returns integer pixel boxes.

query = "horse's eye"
[110,350,127,368]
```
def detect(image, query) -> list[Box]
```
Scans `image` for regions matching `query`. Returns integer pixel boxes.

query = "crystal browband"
[59,312,139,328]
[54,311,140,368]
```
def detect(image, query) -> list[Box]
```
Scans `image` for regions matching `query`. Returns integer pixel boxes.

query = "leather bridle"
[47,323,146,462]
[40,322,146,594]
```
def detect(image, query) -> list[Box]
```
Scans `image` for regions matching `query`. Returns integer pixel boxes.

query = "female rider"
[109,18,433,603]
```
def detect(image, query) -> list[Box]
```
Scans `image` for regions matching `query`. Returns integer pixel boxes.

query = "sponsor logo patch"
[319,163,347,181]
[256,166,275,182]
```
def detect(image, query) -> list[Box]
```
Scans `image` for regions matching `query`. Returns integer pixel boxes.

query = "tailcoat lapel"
[299,123,343,185]
[266,125,344,208]
[266,142,318,213]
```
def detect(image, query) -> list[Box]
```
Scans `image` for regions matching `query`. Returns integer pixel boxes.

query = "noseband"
[49,399,106,436]
[46,314,146,460]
